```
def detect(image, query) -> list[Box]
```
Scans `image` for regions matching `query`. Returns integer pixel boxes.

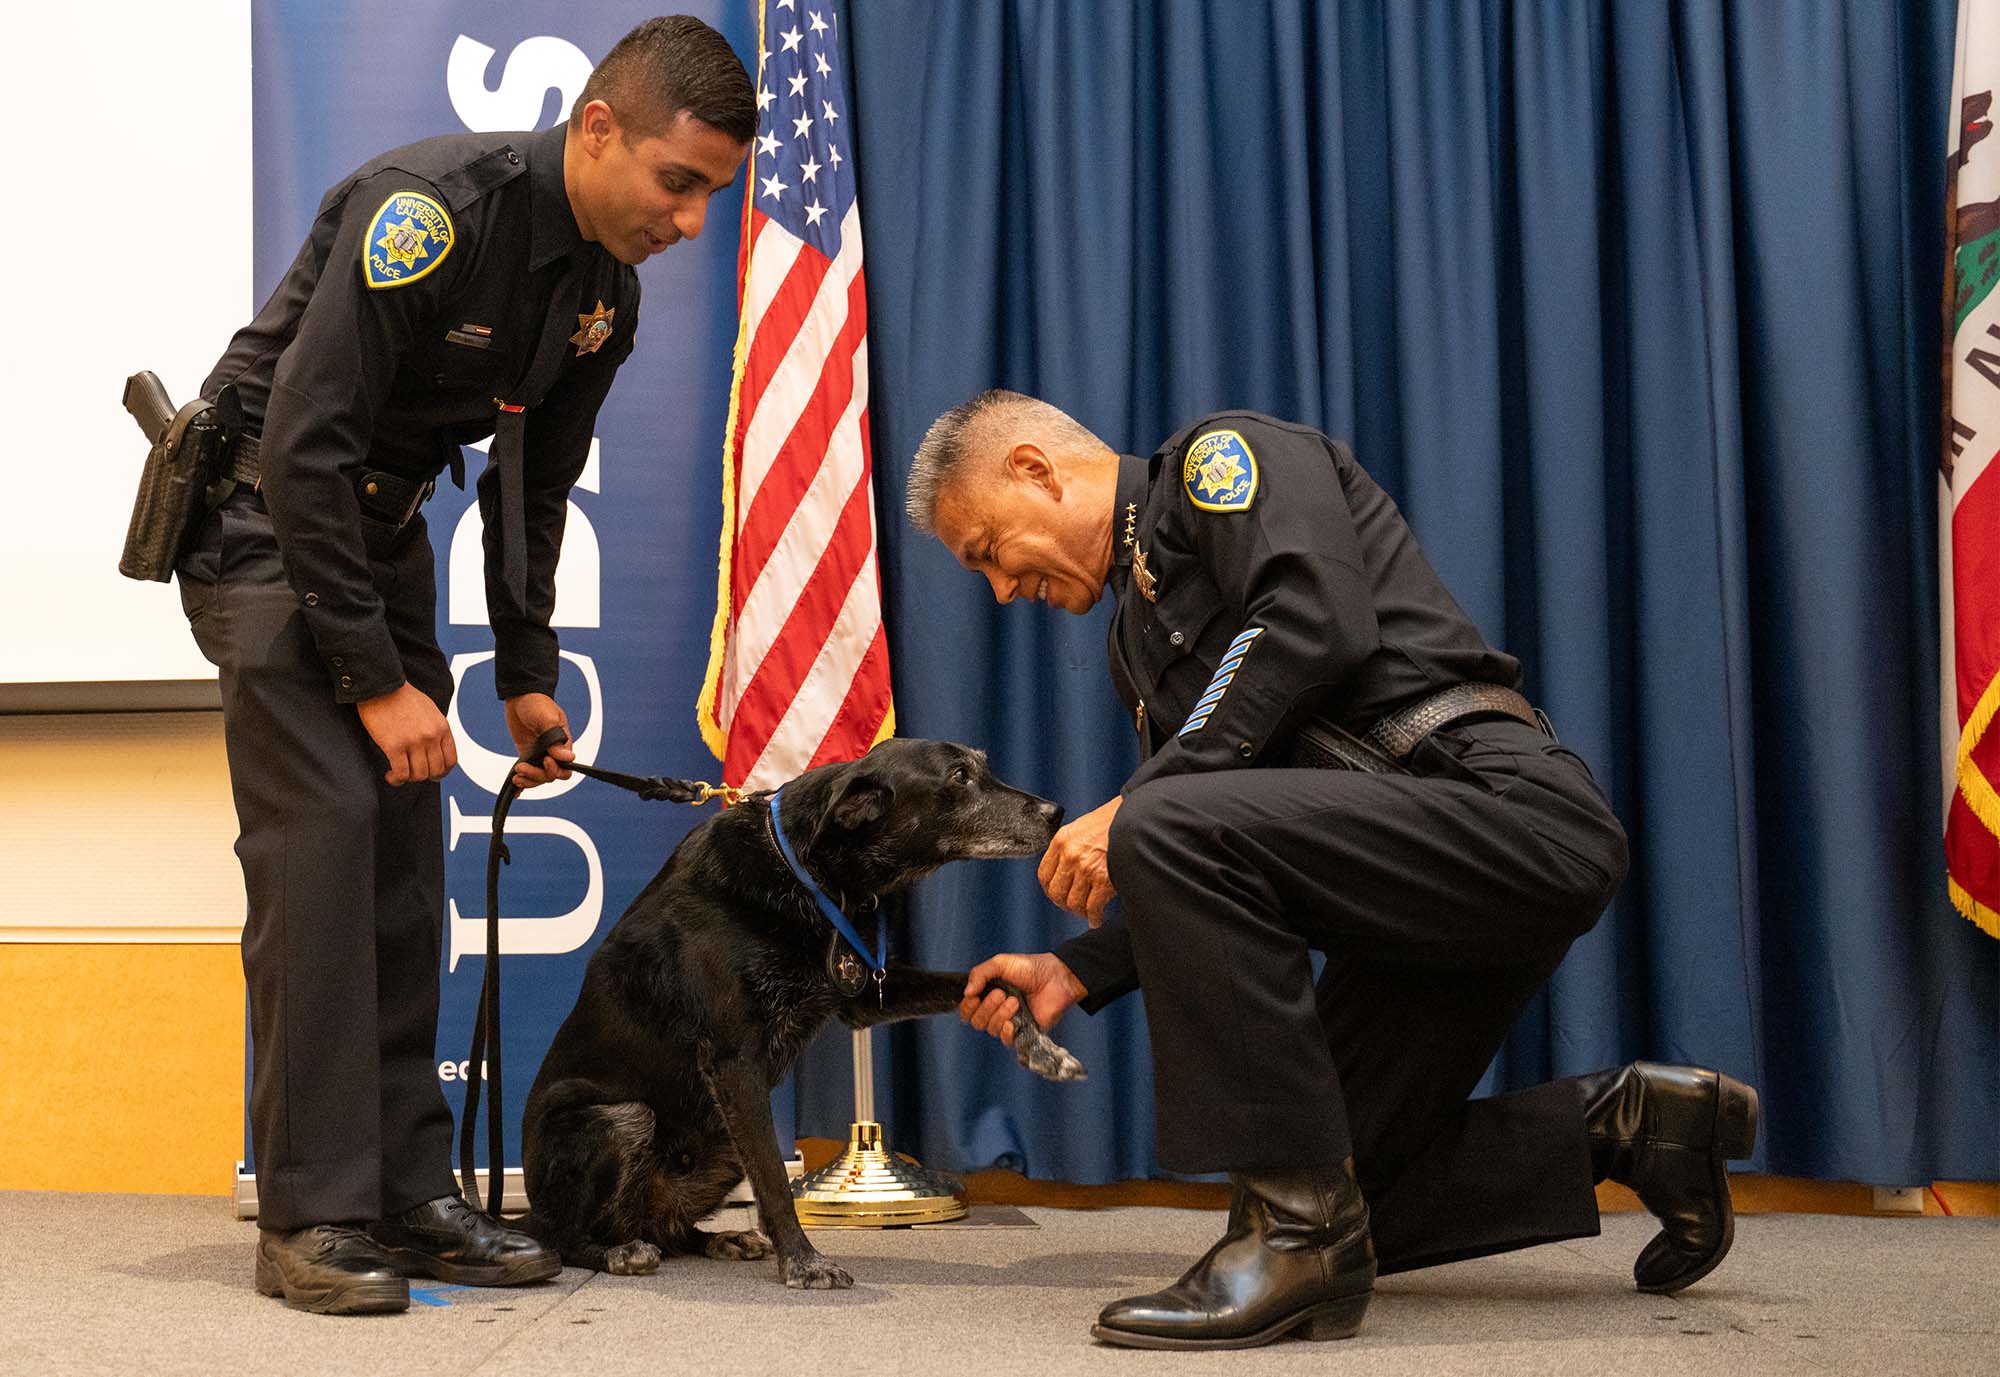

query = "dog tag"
[826,937,868,998]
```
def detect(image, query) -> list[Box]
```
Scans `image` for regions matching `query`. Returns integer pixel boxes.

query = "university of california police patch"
[362,190,454,289]
[1183,429,1259,512]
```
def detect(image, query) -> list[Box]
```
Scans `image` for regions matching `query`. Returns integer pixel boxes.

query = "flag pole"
[851,1026,874,1121]
[790,1007,969,1226]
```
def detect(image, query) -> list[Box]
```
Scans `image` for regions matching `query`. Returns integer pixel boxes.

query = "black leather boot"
[254,1225,409,1315]
[368,1194,561,1286]
[1579,1062,1759,1294]
[1092,1158,1375,1349]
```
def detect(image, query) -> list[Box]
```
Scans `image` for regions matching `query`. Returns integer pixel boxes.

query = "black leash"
[459,726,742,1215]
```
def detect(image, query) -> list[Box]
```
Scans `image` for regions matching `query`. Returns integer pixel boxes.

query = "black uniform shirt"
[1057,411,1521,1007]
[202,123,640,704]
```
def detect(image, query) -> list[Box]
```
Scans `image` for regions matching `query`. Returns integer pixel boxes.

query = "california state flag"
[1944,0,2000,938]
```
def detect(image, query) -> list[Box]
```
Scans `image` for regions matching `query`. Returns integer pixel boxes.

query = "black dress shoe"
[1579,1061,1760,1294]
[368,1194,561,1286]
[254,1225,409,1315]
[1092,1158,1375,1350]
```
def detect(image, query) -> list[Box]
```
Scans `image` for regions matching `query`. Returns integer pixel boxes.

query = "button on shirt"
[1058,411,1523,1007]
[202,124,640,703]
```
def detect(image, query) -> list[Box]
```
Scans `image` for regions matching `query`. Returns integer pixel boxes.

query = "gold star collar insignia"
[1122,502,1159,600]
[571,300,616,356]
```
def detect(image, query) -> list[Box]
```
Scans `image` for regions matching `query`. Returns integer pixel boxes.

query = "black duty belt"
[222,433,263,488]
[1289,682,1544,775]
[227,436,435,534]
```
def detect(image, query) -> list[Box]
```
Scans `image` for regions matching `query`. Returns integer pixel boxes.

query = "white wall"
[0,1,252,686]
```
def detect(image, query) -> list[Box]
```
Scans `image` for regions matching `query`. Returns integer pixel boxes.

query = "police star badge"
[826,934,868,997]
[1183,429,1259,512]
[1133,546,1159,602]
[571,300,616,356]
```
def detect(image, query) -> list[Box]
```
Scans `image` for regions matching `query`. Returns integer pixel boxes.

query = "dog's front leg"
[697,1054,851,1290]
[842,967,1086,1083]
[837,965,966,1028]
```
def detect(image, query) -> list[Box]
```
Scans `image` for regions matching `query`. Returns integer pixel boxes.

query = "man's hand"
[1038,796,1121,924]
[356,683,457,786]
[505,693,575,788]
[959,952,1087,1047]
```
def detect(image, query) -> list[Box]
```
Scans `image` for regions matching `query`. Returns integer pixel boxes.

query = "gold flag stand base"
[792,1120,968,1227]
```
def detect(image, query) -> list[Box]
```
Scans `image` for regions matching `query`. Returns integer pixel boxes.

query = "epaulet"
[428,145,529,213]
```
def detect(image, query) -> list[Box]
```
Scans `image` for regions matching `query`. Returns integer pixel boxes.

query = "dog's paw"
[779,1250,854,1290]
[703,1229,774,1261]
[604,1240,662,1275]
[1004,1004,1087,1082]
[1013,1026,1087,1082]
[985,980,1087,1083]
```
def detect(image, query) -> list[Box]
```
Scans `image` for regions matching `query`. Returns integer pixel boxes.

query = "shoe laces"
[309,1224,374,1257]
[429,1193,503,1232]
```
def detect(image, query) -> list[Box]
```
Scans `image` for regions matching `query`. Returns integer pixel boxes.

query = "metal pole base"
[791,1120,968,1227]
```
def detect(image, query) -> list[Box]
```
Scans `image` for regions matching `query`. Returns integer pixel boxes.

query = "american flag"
[699,0,893,788]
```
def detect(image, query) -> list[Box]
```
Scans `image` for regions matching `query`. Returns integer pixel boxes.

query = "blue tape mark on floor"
[410,1285,470,1307]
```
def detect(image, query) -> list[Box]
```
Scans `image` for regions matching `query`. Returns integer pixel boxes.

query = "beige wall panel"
[1,712,242,941]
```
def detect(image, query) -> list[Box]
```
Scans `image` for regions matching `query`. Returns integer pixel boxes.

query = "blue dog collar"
[766,786,885,974]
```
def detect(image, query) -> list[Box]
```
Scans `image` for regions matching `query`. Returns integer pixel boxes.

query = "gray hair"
[904,390,1100,534]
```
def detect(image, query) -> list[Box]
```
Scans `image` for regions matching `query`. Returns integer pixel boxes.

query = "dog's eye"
[950,764,972,786]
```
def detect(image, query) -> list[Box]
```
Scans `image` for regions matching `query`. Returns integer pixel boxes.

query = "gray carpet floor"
[1,1191,1994,1376]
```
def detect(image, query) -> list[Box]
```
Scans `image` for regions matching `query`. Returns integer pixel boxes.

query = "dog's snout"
[1039,800,1066,829]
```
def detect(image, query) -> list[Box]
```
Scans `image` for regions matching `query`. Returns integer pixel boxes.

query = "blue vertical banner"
[248,0,787,1178]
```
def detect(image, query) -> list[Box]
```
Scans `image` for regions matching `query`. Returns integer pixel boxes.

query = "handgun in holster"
[117,372,244,583]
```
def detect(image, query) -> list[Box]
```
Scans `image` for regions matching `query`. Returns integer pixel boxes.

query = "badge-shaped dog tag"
[826,936,868,997]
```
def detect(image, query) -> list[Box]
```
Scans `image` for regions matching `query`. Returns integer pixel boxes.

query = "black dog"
[521,738,1086,1289]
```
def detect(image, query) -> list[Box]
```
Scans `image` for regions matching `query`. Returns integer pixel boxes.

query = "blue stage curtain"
[791,0,2000,1185]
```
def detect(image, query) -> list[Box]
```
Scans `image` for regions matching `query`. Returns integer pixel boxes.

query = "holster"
[117,374,241,583]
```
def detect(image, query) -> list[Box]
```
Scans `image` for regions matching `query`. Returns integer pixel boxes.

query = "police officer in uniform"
[176,18,753,1314]
[912,391,1761,1350]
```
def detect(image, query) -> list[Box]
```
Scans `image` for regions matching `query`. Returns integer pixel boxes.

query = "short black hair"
[572,15,755,146]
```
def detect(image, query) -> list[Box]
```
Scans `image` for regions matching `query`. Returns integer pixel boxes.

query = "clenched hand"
[959,952,1087,1047]
[356,683,457,786]
[506,692,576,788]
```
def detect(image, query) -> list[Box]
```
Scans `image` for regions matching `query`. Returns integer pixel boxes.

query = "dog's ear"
[823,770,893,833]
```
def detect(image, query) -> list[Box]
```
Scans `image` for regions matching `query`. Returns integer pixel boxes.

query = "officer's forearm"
[258,380,404,702]
[1055,916,1139,1014]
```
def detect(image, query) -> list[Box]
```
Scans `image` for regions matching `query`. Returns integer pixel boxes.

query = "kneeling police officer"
[914,391,1759,1350]
[161,19,752,1314]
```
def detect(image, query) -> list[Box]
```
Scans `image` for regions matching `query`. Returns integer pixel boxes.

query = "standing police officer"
[913,391,1760,1350]
[177,18,752,1314]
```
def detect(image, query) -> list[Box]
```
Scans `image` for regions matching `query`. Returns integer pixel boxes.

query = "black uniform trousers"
[179,489,458,1232]
[1107,717,1630,1273]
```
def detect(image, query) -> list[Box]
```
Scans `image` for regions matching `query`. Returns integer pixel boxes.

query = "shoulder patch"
[1183,429,1259,512]
[362,190,455,290]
